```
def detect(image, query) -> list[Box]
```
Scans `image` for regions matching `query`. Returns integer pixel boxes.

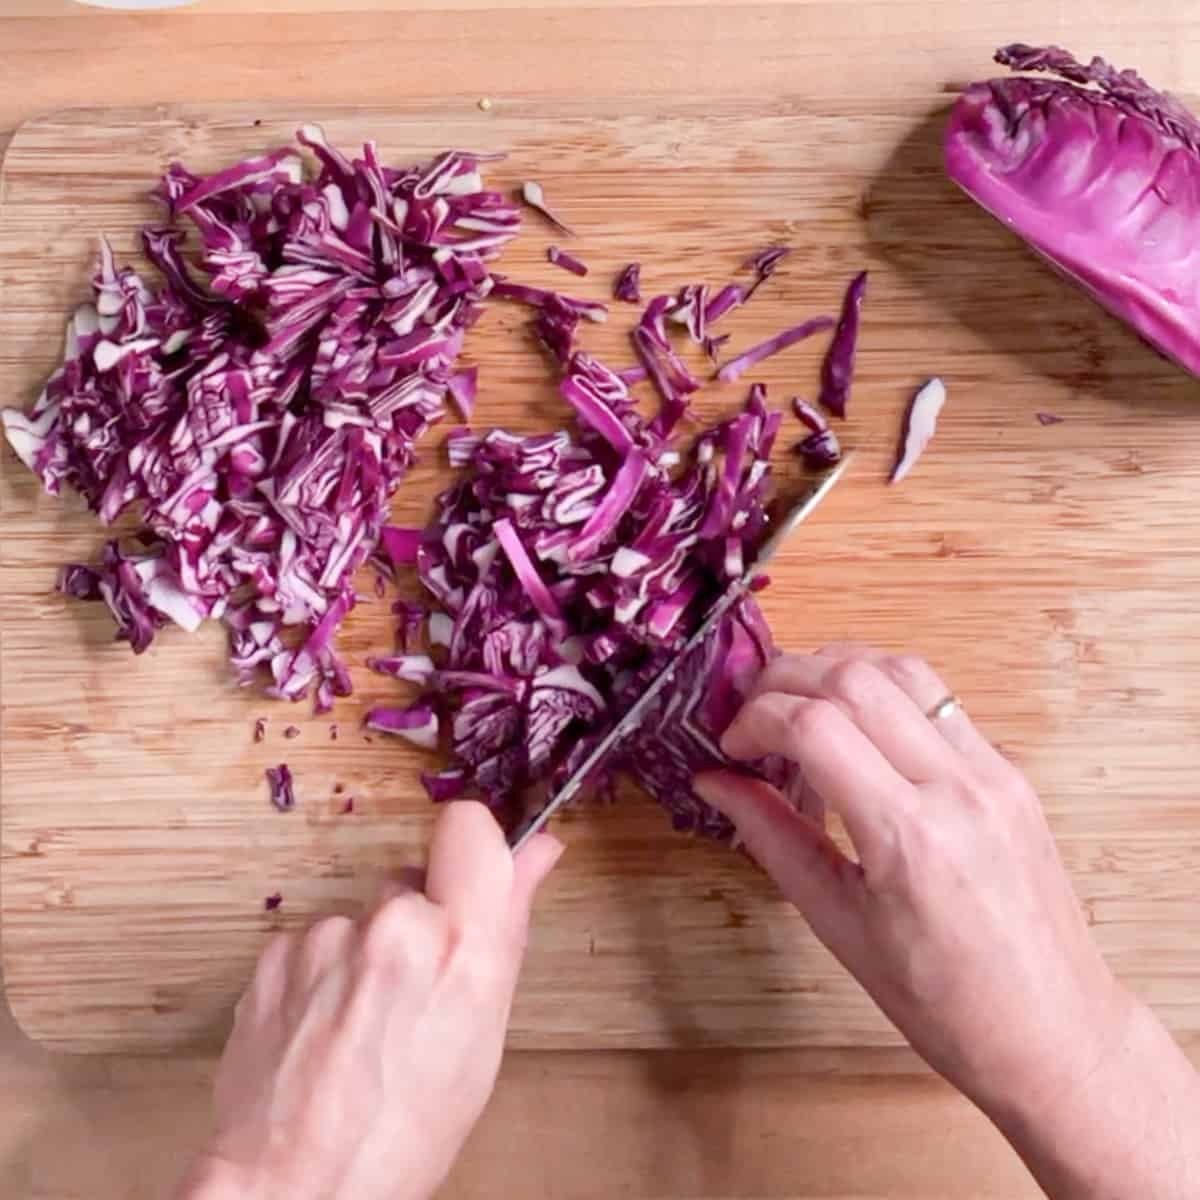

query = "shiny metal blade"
[508,452,854,852]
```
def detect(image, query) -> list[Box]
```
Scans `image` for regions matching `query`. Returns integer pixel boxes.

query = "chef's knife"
[508,452,854,853]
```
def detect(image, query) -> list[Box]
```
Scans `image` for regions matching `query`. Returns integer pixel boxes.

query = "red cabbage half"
[945,44,1200,376]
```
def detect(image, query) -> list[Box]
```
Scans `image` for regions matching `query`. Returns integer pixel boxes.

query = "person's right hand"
[174,800,562,1200]
[694,644,1200,1200]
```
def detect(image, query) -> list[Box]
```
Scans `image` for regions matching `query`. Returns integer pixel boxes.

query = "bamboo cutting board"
[3,101,1200,1053]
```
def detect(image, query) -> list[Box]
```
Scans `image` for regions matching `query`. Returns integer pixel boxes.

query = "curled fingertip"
[513,831,566,894]
[509,832,566,933]
[516,829,565,866]
[693,769,747,813]
[717,711,757,760]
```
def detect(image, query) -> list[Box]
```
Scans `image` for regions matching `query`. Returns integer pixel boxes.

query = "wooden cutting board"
[3,101,1200,1054]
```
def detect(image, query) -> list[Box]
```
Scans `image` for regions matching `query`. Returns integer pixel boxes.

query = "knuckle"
[826,658,881,706]
[262,929,295,961]
[310,914,355,943]
[360,896,439,978]
[302,915,354,960]
[786,696,842,742]
[757,655,800,692]
[886,654,938,695]
[769,652,805,671]
[256,930,294,978]
[361,898,414,965]
[248,931,295,1002]
[888,657,931,686]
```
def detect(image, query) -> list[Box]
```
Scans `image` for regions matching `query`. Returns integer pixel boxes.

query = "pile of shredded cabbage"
[2,133,873,834]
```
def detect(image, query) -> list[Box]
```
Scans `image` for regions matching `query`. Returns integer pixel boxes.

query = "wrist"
[937,956,1133,1135]
[983,992,1200,1199]
[985,977,1139,1133]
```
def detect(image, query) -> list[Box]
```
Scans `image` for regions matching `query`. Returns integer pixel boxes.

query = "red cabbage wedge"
[946,44,1200,376]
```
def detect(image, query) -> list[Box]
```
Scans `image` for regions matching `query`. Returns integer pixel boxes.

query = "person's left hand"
[175,801,563,1200]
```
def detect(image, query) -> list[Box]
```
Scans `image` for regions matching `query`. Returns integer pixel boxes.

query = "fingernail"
[526,831,566,868]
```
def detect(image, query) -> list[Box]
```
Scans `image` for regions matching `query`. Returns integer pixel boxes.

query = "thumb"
[694,770,859,945]
[507,832,565,944]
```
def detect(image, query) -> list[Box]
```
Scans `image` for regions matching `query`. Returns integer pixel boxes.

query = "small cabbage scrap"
[791,397,841,469]
[547,246,589,277]
[265,763,295,812]
[520,181,575,235]
[743,244,791,298]
[614,263,642,303]
[946,44,1200,376]
[890,378,946,484]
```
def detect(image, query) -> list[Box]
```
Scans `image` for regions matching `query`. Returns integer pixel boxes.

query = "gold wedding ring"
[926,694,962,723]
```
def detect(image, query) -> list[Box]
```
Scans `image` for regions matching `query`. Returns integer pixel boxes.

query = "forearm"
[985,998,1200,1200]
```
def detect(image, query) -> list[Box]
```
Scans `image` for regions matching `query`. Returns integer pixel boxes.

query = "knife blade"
[507,452,854,852]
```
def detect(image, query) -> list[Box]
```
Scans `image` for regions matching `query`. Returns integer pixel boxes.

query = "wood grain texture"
[4,98,1200,1058]
[3,7,1200,1199]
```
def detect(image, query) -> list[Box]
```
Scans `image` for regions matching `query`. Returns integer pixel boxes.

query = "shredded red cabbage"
[744,244,791,298]
[264,892,283,911]
[791,396,841,467]
[489,278,608,323]
[2,128,518,710]
[381,526,422,567]
[534,295,582,367]
[633,297,702,437]
[7,130,874,838]
[547,246,589,277]
[1036,411,1064,426]
[520,181,575,236]
[614,263,642,303]
[389,355,794,836]
[796,428,841,469]
[818,271,868,417]
[367,652,436,683]
[702,333,731,363]
[704,284,745,326]
[716,316,835,384]
[792,397,827,434]
[365,700,440,749]
[446,368,478,422]
[266,763,295,811]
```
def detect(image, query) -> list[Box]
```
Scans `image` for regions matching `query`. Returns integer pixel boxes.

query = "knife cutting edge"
[507,451,855,853]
